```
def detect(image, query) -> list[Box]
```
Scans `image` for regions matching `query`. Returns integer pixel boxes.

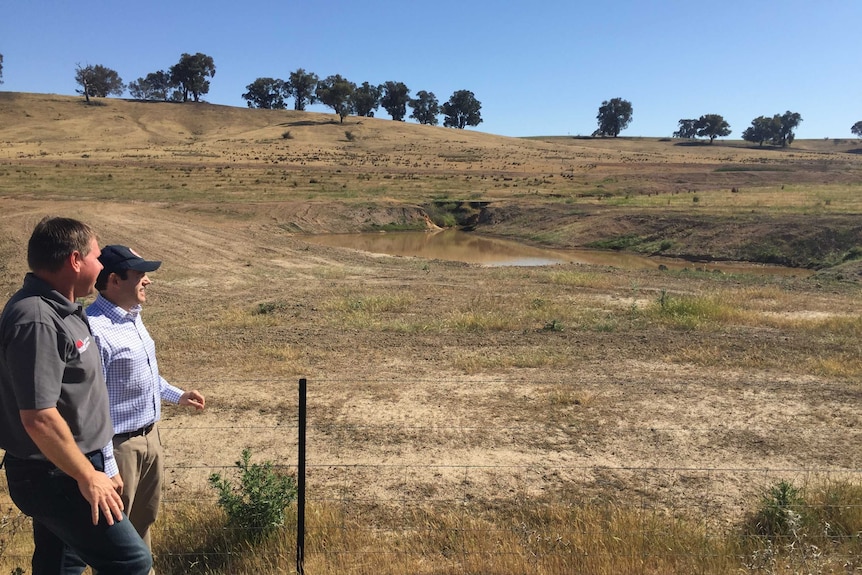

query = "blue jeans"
[4,452,152,575]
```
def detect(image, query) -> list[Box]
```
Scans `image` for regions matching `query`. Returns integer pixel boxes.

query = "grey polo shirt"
[0,273,113,460]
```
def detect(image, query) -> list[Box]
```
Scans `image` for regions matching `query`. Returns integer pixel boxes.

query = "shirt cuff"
[161,379,184,404]
[101,442,119,477]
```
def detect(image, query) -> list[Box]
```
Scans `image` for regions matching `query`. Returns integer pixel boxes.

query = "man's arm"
[160,376,205,410]
[20,407,125,526]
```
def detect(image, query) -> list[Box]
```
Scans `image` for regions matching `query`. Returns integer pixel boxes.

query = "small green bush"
[747,480,806,538]
[209,448,297,540]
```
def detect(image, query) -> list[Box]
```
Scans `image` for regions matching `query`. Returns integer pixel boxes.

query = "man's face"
[75,237,103,299]
[111,269,151,310]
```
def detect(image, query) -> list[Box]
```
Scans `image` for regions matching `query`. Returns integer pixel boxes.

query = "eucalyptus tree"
[242,77,287,109]
[75,64,125,103]
[170,52,216,102]
[742,112,802,147]
[442,90,482,129]
[286,68,318,111]
[128,71,174,101]
[594,97,632,137]
[673,119,698,139]
[409,90,440,125]
[316,74,355,123]
[695,114,731,143]
[380,81,410,121]
[351,82,382,117]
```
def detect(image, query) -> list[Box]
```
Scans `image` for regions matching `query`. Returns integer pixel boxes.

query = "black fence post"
[296,377,307,575]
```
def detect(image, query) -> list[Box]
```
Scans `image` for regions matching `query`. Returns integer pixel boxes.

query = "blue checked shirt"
[86,294,183,435]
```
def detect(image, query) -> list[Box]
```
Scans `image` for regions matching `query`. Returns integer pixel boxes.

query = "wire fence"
[0,377,860,574]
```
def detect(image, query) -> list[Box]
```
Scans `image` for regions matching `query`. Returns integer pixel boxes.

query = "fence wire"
[0,378,859,574]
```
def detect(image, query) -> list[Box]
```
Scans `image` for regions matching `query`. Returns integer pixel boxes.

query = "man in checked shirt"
[86,245,205,559]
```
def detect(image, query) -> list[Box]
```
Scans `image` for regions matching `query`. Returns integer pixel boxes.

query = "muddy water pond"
[304,230,810,277]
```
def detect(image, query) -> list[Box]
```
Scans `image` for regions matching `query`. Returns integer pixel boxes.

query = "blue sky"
[1,0,859,139]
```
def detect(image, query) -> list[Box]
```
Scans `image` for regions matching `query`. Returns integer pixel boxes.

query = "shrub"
[746,480,806,538]
[209,448,297,540]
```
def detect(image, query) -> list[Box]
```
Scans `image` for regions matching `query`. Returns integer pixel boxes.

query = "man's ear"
[69,250,84,272]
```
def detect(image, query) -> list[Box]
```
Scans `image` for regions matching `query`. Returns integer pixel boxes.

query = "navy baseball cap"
[98,245,161,273]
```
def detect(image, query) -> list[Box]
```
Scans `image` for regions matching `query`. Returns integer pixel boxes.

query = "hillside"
[1,93,862,574]
[1,92,862,267]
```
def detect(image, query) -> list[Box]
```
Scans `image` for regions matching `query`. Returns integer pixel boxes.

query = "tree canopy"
[380,81,410,121]
[409,91,440,126]
[695,114,731,143]
[0,54,4,84]
[673,119,698,139]
[242,77,286,109]
[75,64,125,103]
[775,111,802,147]
[316,74,355,123]
[741,116,776,146]
[170,53,216,102]
[286,69,318,111]
[128,71,173,101]
[594,98,633,137]
[351,82,382,117]
[742,112,802,147]
[442,90,482,129]
[852,121,862,138]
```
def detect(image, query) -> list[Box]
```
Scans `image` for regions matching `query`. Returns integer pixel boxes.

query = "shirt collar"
[93,293,141,321]
[22,273,79,318]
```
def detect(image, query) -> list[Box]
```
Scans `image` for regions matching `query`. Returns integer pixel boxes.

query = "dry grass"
[0,93,861,574]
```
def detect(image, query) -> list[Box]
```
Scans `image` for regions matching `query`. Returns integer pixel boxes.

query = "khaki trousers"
[112,423,163,552]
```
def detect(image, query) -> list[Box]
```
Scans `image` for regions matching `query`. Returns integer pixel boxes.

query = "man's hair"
[27,217,97,273]
[95,268,128,292]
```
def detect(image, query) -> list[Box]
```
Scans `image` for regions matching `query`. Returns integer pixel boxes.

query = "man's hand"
[20,407,126,526]
[179,390,205,410]
[110,472,124,496]
[79,470,125,526]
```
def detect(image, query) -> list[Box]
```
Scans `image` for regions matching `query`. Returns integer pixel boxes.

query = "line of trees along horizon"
[242,72,483,130]
[1,50,858,140]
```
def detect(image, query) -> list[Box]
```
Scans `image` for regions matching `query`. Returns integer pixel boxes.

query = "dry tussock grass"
[0,94,861,573]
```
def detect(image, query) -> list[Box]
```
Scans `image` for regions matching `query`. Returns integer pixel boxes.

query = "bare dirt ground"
[1,197,859,529]
[0,94,860,532]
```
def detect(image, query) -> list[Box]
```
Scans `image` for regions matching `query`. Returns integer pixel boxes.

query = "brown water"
[303,230,811,276]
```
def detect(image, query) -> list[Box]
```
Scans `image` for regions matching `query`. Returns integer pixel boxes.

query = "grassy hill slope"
[1,92,862,267]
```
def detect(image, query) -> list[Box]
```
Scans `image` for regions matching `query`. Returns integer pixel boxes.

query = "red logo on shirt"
[76,337,91,353]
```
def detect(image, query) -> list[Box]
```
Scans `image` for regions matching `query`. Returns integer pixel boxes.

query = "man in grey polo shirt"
[0,217,151,575]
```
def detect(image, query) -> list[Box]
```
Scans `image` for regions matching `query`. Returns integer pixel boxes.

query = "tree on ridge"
[442,90,482,129]
[409,90,440,126]
[170,53,216,102]
[286,69,319,111]
[594,97,633,137]
[75,64,125,103]
[316,74,355,123]
[242,77,286,109]
[128,70,174,101]
[380,81,410,121]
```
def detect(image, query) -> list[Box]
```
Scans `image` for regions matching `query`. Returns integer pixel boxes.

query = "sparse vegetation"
[209,449,297,541]
[0,93,860,574]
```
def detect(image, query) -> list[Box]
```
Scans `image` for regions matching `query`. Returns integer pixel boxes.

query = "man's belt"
[115,422,155,440]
